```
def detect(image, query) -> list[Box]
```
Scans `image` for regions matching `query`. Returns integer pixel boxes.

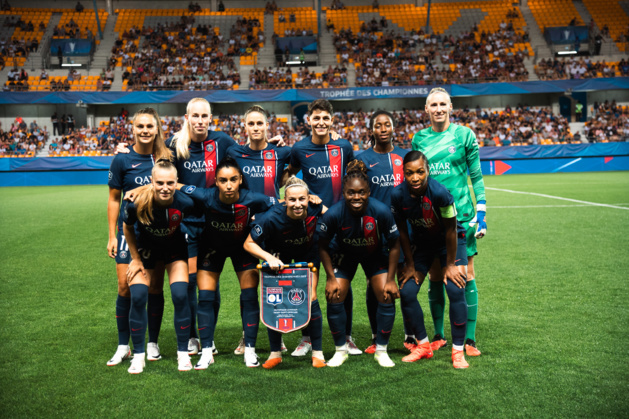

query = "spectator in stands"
[75,1,84,13]
[57,46,62,67]
[278,12,285,23]
[218,0,225,12]
[1,1,9,11]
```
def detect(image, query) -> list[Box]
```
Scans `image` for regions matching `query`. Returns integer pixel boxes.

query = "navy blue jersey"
[390,177,466,246]
[123,190,195,246]
[227,143,291,198]
[250,202,323,257]
[108,148,155,229]
[356,146,409,206]
[181,185,276,247]
[317,198,399,256]
[167,131,235,223]
[290,136,354,207]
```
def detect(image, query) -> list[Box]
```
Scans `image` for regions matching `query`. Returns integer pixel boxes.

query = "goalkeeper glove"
[469,200,487,238]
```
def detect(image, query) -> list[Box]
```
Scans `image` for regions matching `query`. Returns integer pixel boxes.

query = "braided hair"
[343,159,370,192]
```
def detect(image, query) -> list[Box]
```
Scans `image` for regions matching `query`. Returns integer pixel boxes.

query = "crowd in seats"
[326,106,575,150]
[528,0,584,32]
[583,0,629,52]
[52,8,108,43]
[274,7,317,37]
[0,118,48,157]
[249,65,347,90]
[584,100,629,143]
[264,1,278,15]
[535,58,626,80]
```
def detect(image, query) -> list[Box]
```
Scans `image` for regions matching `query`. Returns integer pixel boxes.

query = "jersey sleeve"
[380,206,400,246]
[180,185,212,208]
[345,142,355,162]
[123,201,137,225]
[250,210,272,244]
[108,155,124,190]
[464,128,486,203]
[289,145,302,170]
[317,206,337,242]
[175,191,203,218]
[389,187,406,225]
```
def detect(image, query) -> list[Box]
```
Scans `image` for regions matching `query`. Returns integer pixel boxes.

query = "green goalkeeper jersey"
[411,123,486,223]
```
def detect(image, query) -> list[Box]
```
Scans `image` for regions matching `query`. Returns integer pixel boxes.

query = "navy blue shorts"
[198,242,258,273]
[139,235,189,270]
[115,229,132,264]
[413,236,467,275]
[332,251,389,280]
[181,221,204,259]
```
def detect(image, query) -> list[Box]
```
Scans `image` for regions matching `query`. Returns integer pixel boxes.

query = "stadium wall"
[2,143,628,187]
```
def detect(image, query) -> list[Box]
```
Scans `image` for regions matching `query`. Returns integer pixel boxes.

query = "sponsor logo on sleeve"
[254,225,262,236]
[184,185,196,194]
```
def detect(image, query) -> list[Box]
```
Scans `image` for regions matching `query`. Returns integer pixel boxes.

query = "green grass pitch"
[1,171,628,417]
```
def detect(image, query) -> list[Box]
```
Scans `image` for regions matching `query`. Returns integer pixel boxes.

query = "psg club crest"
[171,213,180,222]
[206,143,214,152]
[265,152,274,159]
[331,149,339,157]
[394,159,402,166]
[119,251,128,259]
[423,202,431,210]
[448,146,456,154]
[236,209,246,217]
[365,222,374,231]
[266,287,283,305]
[288,289,306,306]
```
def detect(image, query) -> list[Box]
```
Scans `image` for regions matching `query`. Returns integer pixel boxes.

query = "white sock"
[419,337,429,344]
[335,344,348,352]
[312,350,324,360]
[453,344,464,351]
[375,344,387,352]
[405,334,416,340]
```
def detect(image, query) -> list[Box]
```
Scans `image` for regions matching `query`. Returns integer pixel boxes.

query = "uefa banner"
[259,264,313,334]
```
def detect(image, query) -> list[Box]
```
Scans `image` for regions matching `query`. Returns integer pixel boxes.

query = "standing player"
[391,151,470,369]
[285,99,362,355]
[412,87,487,356]
[356,110,415,354]
[106,108,171,366]
[318,160,401,368]
[244,176,328,369]
[122,160,195,374]
[179,156,276,369]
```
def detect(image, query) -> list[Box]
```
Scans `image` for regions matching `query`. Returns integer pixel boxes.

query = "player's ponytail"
[135,160,177,225]
[172,98,212,160]
[343,159,370,191]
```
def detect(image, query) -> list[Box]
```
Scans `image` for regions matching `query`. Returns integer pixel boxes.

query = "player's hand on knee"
[325,279,341,301]
[443,265,466,289]
[383,281,400,301]
[127,259,146,283]
[398,264,418,289]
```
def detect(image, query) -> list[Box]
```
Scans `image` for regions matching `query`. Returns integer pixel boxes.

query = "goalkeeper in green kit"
[411,87,486,357]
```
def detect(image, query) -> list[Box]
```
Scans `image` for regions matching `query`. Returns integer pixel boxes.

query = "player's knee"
[399,282,419,303]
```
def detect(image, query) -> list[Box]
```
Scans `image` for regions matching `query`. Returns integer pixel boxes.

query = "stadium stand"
[583,0,629,52]
[535,57,624,80]
[0,117,48,157]
[527,0,584,32]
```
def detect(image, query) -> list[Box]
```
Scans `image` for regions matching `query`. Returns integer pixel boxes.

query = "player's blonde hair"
[425,87,451,106]
[284,175,309,194]
[172,98,212,160]
[133,160,177,225]
[133,107,172,162]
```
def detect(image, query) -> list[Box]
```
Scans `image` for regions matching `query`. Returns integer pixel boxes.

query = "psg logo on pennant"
[288,288,306,306]
[206,143,214,152]
[448,146,456,153]
[365,222,374,231]
[267,287,283,305]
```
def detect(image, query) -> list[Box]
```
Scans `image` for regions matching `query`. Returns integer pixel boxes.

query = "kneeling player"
[318,160,400,368]
[123,160,194,374]
[244,176,328,369]
[391,151,469,369]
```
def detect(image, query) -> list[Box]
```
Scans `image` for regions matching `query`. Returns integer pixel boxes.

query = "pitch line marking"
[486,187,629,211]
[491,203,629,208]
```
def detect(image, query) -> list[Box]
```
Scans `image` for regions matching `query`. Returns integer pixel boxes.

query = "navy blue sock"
[310,299,323,351]
[375,302,395,346]
[129,284,148,354]
[197,290,216,349]
[399,280,428,341]
[344,286,353,336]
[267,329,283,352]
[170,282,191,352]
[214,281,221,328]
[115,295,131,345]
[366,285,378,336]
[445,281,468,347]
[241,288,259,347]
[187,273,198,339]
[147,292,164,343]
[326,302,346,347]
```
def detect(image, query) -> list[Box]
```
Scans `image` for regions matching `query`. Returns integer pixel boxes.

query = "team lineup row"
[107,91,487,373]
